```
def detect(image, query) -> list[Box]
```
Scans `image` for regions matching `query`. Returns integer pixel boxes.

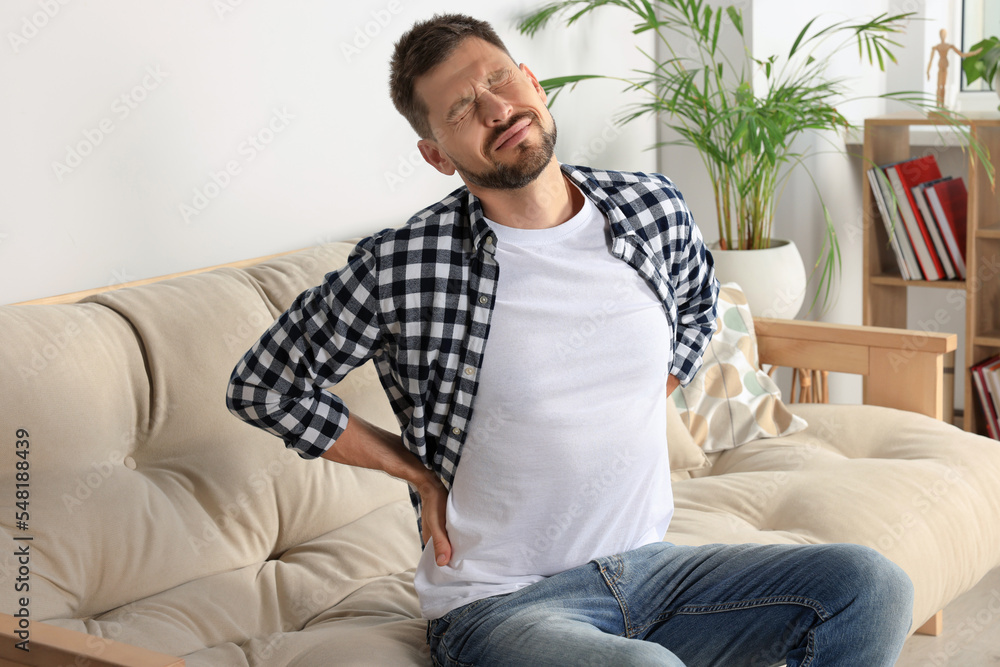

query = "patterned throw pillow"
[666,397,711,475]
[672,283,807,452]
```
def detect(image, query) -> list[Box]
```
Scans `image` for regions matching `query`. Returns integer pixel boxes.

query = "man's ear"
[519,63,547,105]
[418,138,456,176]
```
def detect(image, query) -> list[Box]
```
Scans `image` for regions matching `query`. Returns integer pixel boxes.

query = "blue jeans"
[427,542,914,666]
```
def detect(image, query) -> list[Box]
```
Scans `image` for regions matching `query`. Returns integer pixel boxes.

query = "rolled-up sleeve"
[226,236,382,459]
[667,203,719,386]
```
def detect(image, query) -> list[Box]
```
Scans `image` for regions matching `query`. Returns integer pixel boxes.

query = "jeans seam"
[665,594,830,620]
[598,556,635,637]
[801,627,817,667]
[634,595,827,662]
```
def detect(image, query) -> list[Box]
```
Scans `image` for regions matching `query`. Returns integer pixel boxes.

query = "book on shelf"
[867,165,920,280]
[914,178,957,279]
[971,355,1000,441]
[923,177,969,280]
[884,155,946,280]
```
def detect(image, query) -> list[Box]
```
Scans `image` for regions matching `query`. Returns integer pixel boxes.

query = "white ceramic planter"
[708,239,807,319]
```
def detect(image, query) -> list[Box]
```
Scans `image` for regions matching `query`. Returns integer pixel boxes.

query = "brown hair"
[390,14,514,139]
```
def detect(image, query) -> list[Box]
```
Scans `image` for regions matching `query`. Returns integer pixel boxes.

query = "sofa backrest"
[0,242,411,621]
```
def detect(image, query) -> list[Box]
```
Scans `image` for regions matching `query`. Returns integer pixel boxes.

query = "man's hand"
[417,476,453,566]
[320,412,452,565]
[667,374,680,397]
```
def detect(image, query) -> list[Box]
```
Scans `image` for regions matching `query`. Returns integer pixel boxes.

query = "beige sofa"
[2,239,999,666]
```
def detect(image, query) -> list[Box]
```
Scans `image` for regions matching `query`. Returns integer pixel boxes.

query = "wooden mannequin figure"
[927,28,982,108]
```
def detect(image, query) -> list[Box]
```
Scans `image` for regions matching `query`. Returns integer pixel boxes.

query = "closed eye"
[447,69,516,124]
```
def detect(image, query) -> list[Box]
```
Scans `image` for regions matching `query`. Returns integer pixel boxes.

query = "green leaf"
[537,74,605,90]
[726,6,743,36]
[711,7,722,54]
[788,16,818,59]
[536,74,607,107]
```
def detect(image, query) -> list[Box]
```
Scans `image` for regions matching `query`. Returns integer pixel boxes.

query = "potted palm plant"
[517,1,943,314]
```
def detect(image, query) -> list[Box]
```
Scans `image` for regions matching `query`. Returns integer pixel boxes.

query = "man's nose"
[479,90,513,126]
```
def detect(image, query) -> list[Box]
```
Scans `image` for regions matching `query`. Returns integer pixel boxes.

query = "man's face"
[414,37,557,191]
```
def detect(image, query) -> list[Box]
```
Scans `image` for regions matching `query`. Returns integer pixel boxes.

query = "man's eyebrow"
[486,67,510,84]
[444,67,512,122]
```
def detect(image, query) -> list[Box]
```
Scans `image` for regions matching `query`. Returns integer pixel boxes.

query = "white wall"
[4,0,972,405]
[0,0,655,304]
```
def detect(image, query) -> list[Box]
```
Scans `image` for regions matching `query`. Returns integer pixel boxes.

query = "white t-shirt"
[413,186,674,620]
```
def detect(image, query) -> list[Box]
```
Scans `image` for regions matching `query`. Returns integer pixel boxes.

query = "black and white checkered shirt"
[227,163,718,533]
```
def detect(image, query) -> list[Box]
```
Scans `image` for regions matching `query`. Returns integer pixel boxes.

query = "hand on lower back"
[420,478,452,566]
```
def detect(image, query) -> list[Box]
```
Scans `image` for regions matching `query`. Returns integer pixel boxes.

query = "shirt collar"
[562,163,636,240]
[462,162,636,255]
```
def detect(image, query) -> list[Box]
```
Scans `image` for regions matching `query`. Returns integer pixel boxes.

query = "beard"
[449,112,558,191]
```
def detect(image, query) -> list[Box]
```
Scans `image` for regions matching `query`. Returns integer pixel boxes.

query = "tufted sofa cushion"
[665,402,1000,630]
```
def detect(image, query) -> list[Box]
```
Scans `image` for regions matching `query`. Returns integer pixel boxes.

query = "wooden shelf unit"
[862,111,1000,435]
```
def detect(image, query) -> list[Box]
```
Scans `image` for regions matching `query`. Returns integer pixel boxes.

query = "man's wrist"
[414,471,443,498]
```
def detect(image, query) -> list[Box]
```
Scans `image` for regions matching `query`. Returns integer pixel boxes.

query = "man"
[227,14,914,666]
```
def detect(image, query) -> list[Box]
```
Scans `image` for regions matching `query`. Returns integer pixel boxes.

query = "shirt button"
[464,368,474,376]
[452,427,461,435]
[479,296,488,305]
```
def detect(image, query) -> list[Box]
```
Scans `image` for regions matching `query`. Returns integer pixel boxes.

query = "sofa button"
[123,456,137,470]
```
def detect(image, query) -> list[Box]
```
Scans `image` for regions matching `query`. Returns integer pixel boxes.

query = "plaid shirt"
[226,163,718,533]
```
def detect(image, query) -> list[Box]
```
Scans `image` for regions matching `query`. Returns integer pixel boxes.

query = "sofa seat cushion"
[44,497,427,666]
[665,403,1000,629]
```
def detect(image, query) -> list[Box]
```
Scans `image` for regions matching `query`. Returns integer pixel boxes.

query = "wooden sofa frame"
[1,248,956,665]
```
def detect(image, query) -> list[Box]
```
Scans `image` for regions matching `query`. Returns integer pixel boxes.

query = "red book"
[888,156,945,280]
[972,357,1000,440]
[925,178,968,279]
[914,179,956,279]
